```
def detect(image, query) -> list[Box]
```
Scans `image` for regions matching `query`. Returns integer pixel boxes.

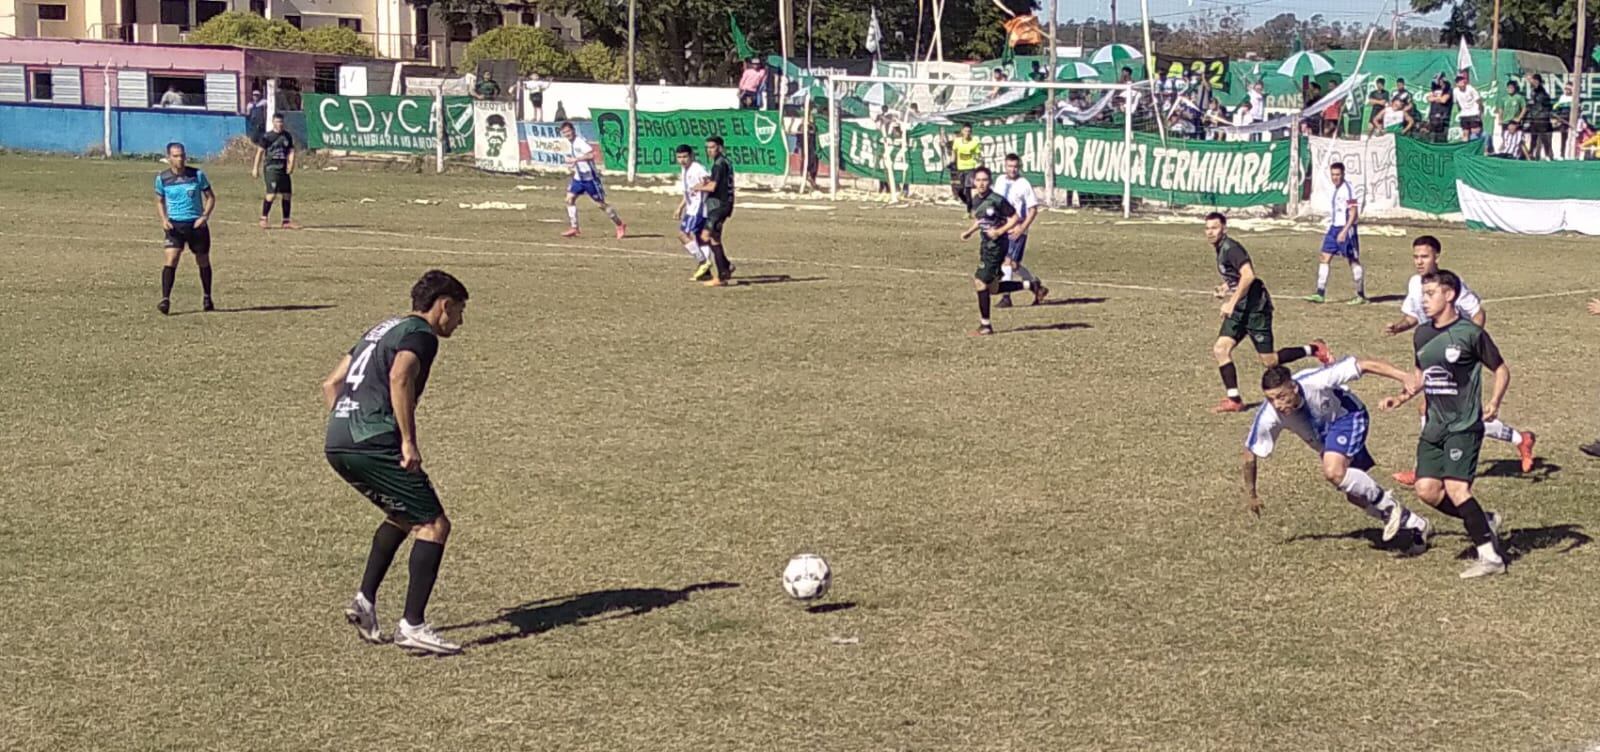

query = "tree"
[1412,0,1599,61]
[302,26,376,56]
[430,0,505,39]
[573,40,626,82]
[187,11,304,50]
[459,26,576,77]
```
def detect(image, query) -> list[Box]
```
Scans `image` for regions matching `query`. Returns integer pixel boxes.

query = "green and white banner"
[306,94,473,153]
[591,108,788,175]
[832,122,1292,208]
[1395,138,1478,216]
[1456,154,1600,235]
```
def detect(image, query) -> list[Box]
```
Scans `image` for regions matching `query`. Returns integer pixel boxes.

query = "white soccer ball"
[782,553,832,600]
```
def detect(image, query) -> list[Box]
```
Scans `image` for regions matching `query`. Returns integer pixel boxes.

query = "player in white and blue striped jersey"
[991,153,1049,308]
[673,144,713,281]
[1242,355,1434,554]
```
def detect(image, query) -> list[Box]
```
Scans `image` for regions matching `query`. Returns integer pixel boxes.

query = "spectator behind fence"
[246,89,267,140]
[1454,74,1482,141]
[1525,74,1554,160]
[159,85,185,107]
[1204,99,1231,140]
[1425,74,1453,143]
[473,71,501,100]
[1495,120,1527,159]
[1379,97,1416,136]
[1365,78,1389,135]
[738,58,766,109]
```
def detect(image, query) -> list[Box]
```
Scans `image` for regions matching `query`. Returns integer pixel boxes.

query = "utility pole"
[626,0,637,182]
[1571,0,1587,158]
[1110,0,1117,43]
[1044,0,1058,206]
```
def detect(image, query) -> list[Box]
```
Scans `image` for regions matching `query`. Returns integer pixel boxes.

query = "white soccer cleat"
[1459,558,1508,579]
[1381,494,1406,542]
[394,620,462,655]
[1400,516,1433,556]
[344,593,382,644]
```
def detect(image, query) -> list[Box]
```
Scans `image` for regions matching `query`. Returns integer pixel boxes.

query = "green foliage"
[187,11,304,50]
[1411,0,1600,61]
[301,26,376,57]
[460,26,576,78]
[573,40,626,82]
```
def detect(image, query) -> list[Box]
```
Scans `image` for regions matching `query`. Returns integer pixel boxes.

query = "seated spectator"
[1494,120,1527,159]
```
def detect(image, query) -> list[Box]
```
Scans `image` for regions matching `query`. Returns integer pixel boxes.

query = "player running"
[1206,212,1332,412]
[252,112,300,230]
[673,144,714,281]
[323,270,470,654]
[962,166,1045,335]
[1305,162,1365,304]
[154,141,216,315]
[991,153,1049,308]
[1243,357,1434,554]
[559,121,626,239]
[1383,235,1536,485]
[1378,270,1510,579]
[697,135,737,287]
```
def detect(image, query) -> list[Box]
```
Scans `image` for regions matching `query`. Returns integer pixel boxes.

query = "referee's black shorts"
[164,220,212,254]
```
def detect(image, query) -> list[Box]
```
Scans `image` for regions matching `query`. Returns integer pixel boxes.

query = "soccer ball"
[781,553,831,600]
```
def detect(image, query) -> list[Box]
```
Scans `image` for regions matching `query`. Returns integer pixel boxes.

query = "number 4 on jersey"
[346,343,376,390]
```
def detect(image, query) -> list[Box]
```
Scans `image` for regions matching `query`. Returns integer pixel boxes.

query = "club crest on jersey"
[1336,435,1348,445]
[1449,448,1463,461]
[1444,346,1462,363]
[1252,332,1267,342]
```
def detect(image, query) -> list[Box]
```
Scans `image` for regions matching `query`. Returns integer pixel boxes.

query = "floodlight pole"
[435,86,445,173]
[626,0,637,182]
[828,80,840,198]
[1044,0,1058,206]
[1121,92,1133,218]
[1570,0,1586,158]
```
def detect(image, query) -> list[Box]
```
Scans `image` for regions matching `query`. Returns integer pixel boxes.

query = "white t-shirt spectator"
[1456,85,1482,118]
[1248,89,1265,122]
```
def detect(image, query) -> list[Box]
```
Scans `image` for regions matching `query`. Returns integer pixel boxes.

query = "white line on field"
[1481,289,1600,303]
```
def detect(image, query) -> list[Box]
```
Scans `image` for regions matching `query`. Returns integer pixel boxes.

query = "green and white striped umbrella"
[1275,51,1335,80]
[1056,61,1102,81]
[1089,43,1144,66]
[856,81,902,107]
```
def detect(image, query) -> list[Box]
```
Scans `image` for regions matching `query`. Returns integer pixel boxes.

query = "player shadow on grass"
[727,275,826,286]
[1366,293,1406,304]
[1478,458,1561,482]
[439,581,740,648]
[1038,297,1108,306]
[1285,523,1591,561]
[171,304,336,316]
[995,322,1091,335]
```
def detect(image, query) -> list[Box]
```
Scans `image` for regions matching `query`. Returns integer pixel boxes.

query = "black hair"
[1422,269,1461,298]
[706,135,725,146]
[675,144,694,156]
[1412,235,1442,254]
[271,112,284,120]
[1004,152,1021,162]
[1330,161,1345,171]
[972,166,992,178]
[1204,211,1227,225]
[559,121,575,131]
[1396,77,1406,84]
[1261,366,1294,391]
[411,269,469,312]
[166,142,185,154]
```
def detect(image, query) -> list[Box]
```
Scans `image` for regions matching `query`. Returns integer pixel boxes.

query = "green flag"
[1592,45,1599,67]
[729,12,753,60]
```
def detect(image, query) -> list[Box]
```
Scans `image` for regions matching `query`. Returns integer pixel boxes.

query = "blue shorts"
[569,178,606,202]
[680,212,705,235]
[1321,226,1359,259]
[1323,409,1376,470]
[1006,234,1029,262]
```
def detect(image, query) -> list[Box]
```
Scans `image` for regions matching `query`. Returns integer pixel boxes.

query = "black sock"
[1275,345,1312,364]
[359,522,408,603]
[709,243,731,277]
[1219,362,1239,397]
[261,199,273,217]
[281,196,292,220]
[1433,500,1464,518]
[977,290,992,321]
[403,539,446,625]
[197,262,213,297]
[161,265,176,299]
[997,280,1026,293]
[1458,497,1499,550]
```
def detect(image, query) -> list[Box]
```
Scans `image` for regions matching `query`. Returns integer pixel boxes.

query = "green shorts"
[975,237,1008,284]
[1416,430,1483,482]
[263,167,292,195]
[326,451,444,524]
[1218,300,1275,354]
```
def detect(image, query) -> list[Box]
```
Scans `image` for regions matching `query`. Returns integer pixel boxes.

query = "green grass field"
[6,152,1600,751]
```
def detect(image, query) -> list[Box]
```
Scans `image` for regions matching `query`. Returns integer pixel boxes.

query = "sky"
[1055,0,1451,27]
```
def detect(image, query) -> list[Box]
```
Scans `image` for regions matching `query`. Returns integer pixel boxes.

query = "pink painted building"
[0,37,377,112]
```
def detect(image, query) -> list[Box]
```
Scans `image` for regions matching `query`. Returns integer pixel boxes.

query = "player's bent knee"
[1257,353,1280,367]
[414,514,451,543]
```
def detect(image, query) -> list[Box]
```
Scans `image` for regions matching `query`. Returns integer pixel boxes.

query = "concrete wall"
[0,37,243,71]
[0,101,245,155]
[532,82,740,119]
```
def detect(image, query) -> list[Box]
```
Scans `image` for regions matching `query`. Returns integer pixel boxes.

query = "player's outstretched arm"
[390,351,423,472]
[1586,298,1600,316]
[1384,315,1419,335]
[1242,451,1263,516]
[1356,357,1412,385]
[320,354,352,411]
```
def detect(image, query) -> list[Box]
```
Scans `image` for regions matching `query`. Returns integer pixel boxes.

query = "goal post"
[818,73,1142,218]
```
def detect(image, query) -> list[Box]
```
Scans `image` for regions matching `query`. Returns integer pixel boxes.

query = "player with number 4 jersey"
[322,270,470,654]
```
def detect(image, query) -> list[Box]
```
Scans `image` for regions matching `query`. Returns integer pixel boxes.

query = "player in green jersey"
[322,270,469,653]
[252,113,300,230]
[1379,270,1511,579]
[961,167,1045,336]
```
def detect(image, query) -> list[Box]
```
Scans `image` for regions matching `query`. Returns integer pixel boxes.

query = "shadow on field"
[1367,294,1406,304]
[806,602,856,614]
[623,233,666,239]
[1039,297,1109,306]
[731,275,826,286]
[171,304,336,316]
[441,581,740,648]
[1479,458,1562,482]
[997,322,1091,335]
[1285,523,1592,560]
